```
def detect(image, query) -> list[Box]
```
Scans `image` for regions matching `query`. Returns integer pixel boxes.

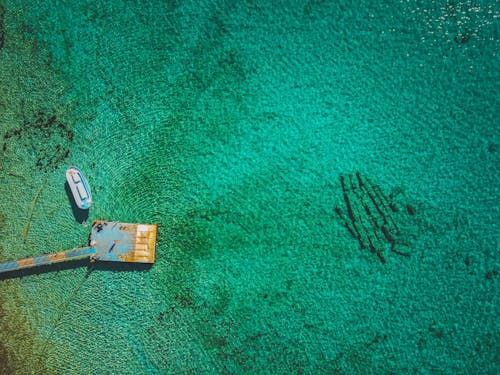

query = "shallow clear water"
[0,0,499,373]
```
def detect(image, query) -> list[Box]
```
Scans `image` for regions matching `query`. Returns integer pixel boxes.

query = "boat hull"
[66,166,92,209]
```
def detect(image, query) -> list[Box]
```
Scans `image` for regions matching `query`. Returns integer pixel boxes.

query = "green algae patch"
[0,308,15,375]
[0,3,5,50]
[0,286,55,375]
[2,110,73,172]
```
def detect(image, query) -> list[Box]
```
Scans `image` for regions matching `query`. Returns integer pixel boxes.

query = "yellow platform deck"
[90,220,157,263]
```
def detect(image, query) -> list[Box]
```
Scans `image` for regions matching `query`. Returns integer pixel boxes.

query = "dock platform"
[90,220,157,263]
[0,220,157,274]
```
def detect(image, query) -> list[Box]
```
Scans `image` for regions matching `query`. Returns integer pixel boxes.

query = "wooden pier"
[0,221,157,274]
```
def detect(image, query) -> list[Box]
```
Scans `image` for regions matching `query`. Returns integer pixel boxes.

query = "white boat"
[66,166,92,209]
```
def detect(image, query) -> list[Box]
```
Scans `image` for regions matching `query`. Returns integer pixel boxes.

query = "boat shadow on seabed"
[64,182,89,224]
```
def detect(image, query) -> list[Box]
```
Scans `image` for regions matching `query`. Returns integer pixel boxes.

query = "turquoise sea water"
[0,0,499,373]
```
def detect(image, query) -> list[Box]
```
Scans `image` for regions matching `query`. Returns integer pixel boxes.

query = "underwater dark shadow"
[0,259,153,280]
[64,181,89,224]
